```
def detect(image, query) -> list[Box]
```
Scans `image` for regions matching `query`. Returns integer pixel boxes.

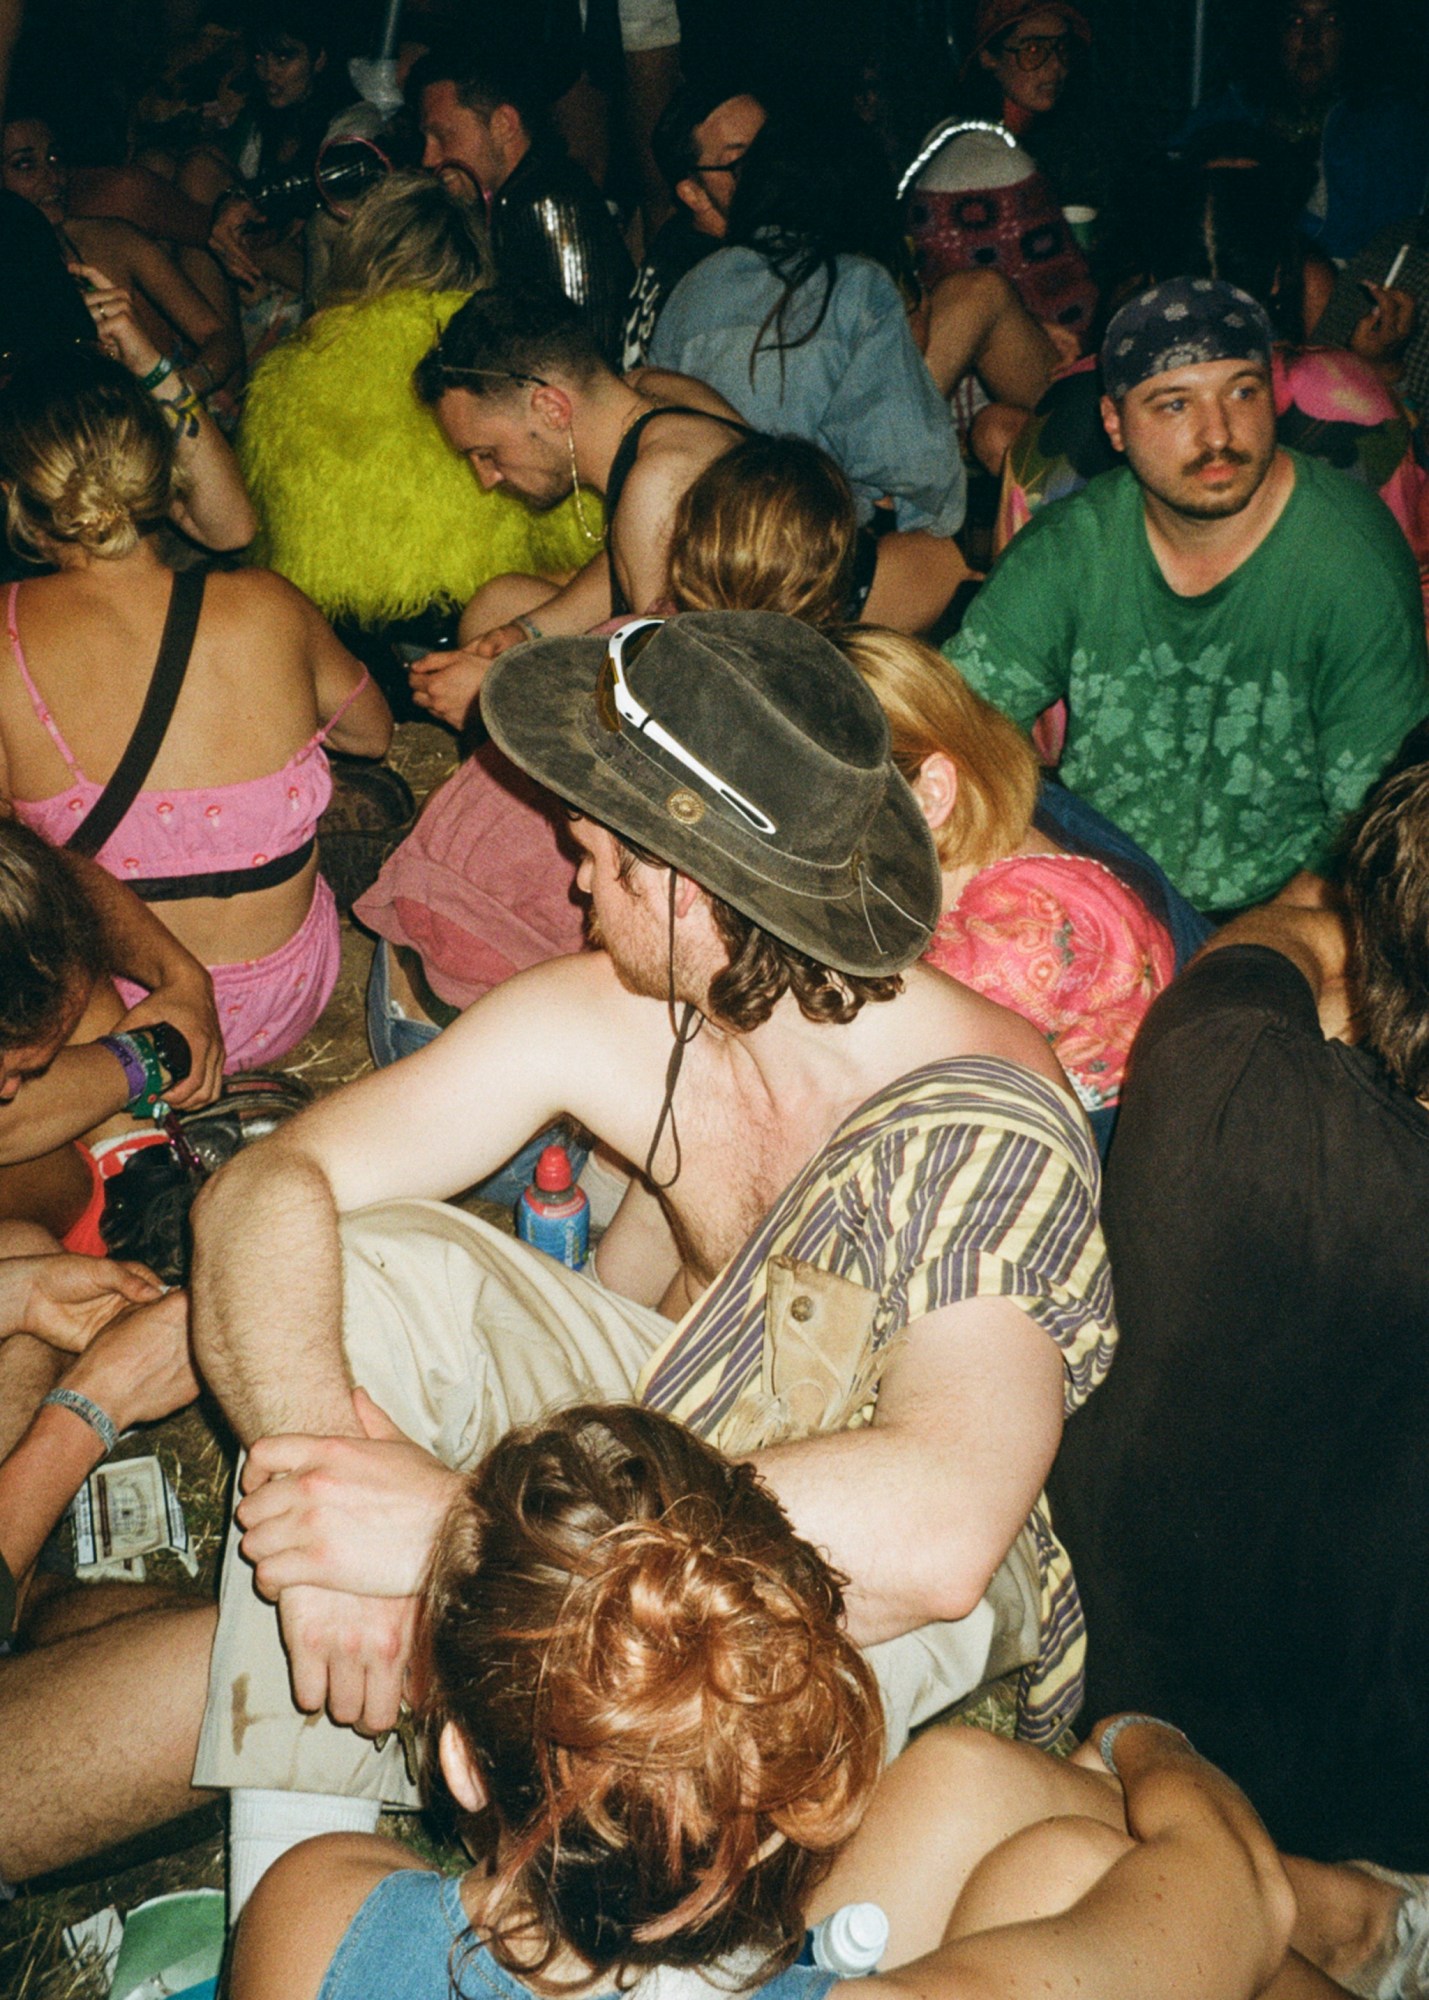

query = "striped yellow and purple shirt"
[637,1055,1118,1745]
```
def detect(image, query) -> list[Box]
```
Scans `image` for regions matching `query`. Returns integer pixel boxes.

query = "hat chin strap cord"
[855,855,927,955]
[643,867,703,1192]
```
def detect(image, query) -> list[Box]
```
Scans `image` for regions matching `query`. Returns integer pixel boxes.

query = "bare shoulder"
[202,564,317,634]
[231,1834,432,2000]
[627,365,745,426]
[887,963,1068,1091]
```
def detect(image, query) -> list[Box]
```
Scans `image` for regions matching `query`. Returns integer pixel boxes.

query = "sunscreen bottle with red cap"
[516,1142,590,1269]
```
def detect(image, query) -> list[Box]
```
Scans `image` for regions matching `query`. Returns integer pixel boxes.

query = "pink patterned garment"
[926,853,1176,1110]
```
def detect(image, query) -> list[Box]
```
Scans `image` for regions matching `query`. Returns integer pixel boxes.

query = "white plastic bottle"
[804,1902,889,1976]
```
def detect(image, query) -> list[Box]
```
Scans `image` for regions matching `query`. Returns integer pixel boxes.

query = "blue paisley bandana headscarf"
[1100,276,1275,401]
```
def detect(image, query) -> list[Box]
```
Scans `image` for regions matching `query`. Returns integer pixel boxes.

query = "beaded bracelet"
[1097,1713,1193,1781]
[40,1387,118,1455]
[96,1030,169,1118]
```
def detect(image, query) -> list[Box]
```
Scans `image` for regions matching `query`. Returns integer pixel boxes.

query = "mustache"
[1183,446,1254,474]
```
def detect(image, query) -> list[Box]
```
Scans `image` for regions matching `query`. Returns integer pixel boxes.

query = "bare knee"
[972,403,1031,478]
[949,1814,1130,1938]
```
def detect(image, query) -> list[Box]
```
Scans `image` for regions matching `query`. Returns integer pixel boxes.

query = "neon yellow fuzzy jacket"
[238,289,598,625]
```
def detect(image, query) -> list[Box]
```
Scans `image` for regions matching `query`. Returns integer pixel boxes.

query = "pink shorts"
[117,876,340,1072]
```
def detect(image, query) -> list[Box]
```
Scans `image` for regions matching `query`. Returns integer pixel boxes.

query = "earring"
[566,428,605,546]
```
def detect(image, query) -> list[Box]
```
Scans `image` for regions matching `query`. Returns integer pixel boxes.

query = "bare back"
[607,377,747,614]
[0,549,379,964]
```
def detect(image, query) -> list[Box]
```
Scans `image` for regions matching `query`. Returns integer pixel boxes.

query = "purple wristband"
[96,1032,148,1103]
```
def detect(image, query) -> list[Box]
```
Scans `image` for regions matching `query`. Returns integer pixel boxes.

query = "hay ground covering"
[0,718,1021,1998]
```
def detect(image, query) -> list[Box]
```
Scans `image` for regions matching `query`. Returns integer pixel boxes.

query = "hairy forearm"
[190,1146,356,1443]
[749,1424,999,1645]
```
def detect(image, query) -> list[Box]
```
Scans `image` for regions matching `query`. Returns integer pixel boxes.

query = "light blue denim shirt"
[649,243,966,536]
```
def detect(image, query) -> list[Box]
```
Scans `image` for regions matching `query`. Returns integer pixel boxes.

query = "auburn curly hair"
[419,1405,883,1989]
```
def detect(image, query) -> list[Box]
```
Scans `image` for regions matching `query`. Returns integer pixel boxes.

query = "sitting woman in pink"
[0,350,392,1070]
[845,627,1175,1116]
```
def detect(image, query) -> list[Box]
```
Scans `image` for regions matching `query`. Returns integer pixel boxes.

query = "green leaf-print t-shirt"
[947,453,1429,910]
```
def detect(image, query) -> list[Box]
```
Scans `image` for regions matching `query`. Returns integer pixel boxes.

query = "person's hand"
[118,966,225,1108]
[11,1252,164,1351]
[1349,283,1416,367]
[68,262,165,376]
[277,1581,420,1733]
[237,1387,462,1600]
[208,193,264,289]
[407,645,493,728]
[61,1288,198,1432]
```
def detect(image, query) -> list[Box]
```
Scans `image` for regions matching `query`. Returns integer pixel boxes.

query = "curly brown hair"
[419,1405,883,1989]
[611,834,902,1030]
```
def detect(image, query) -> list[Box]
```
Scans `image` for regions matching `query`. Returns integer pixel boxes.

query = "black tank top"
[605,404,747,615]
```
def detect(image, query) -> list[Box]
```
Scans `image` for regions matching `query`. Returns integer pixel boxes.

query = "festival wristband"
[40,1387,118,1455]
[513,614,544,643]
[96,1027,187,1117]
[1096,1713,1193,1781]
[139,351,179,391]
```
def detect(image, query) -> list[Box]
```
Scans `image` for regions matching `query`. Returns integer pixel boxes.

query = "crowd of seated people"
[5,0,1429,1996]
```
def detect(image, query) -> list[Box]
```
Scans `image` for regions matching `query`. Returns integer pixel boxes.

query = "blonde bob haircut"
[321,168,492,304]
[0,349,180,563]
[668,435,857,628]
[840,625,1039,871]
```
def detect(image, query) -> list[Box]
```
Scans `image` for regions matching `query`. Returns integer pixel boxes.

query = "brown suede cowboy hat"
[482,612,941,977]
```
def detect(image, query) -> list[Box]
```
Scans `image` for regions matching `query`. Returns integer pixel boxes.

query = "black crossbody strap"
[67,568,206,860]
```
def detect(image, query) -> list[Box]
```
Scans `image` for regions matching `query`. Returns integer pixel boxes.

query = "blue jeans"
[366,941,587,1208]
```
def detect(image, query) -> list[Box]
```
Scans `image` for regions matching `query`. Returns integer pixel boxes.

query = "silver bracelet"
[40,1387,118,1455]
[1097,1713,1191,1781]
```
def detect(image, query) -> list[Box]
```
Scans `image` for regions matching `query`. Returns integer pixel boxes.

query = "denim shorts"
[366,941,588,1208]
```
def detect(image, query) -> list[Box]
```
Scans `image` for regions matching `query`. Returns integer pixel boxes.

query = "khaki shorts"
[194,1201,1041,1800]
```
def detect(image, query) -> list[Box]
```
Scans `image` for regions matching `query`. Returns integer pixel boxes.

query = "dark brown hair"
[420,1405,882,1988]
[0,819,106,1048]
[611,834,902,1031]
[1345,762,1429,1096]
[706,893,902,1030]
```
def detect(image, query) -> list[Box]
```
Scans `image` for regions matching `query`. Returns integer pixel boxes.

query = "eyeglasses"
[1001,32,1075,69]
[692,151,748,179]
[595,620,777,836]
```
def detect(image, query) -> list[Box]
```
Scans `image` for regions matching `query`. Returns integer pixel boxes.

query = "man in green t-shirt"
[947,276,1429,912]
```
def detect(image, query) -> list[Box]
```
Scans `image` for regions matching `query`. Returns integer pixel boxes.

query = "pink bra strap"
[6,583,85,782]
[312,666,373,747]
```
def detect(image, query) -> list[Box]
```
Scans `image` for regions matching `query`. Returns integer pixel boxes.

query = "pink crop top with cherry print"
[5,582,368,899]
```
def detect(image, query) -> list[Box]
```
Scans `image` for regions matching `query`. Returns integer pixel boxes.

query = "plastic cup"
[1062,204,1098,251]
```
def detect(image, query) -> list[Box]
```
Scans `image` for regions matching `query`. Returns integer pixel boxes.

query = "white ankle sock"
[227,1787,380,1920]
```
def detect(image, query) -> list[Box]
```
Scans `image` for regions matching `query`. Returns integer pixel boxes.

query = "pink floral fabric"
[927,853,1176,1109]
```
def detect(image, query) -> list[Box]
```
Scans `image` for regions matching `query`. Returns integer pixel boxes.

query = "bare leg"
[809,1725,1126,1964]
[1283,1856,1404,1988]
[922,269,1059,408]
[971,402,1032,479]
[0,1599,217,1881]
[0,1332,63,1457]
[862,533,976,635]
[949,1814,1356,1996]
